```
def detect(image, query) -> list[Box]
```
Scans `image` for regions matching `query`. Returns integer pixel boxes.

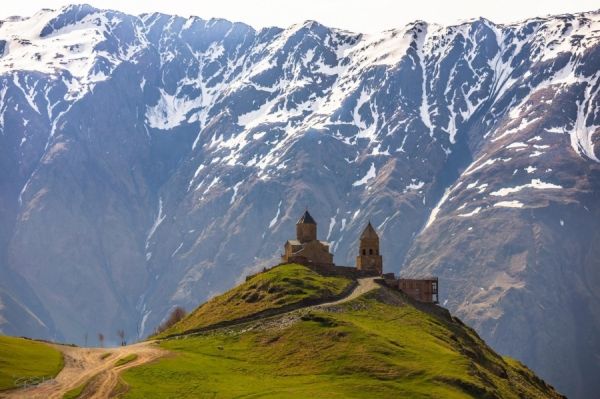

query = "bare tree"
[98,333,105,347]
[154,306,187,335]
[117,329,126,346]
[84,332,88,347]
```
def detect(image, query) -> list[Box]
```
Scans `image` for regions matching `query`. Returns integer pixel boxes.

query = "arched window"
[376,249,379,255]
[369,249,373,255]
[362,249,366,255]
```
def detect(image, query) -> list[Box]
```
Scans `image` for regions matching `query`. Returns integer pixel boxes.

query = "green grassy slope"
[115,354,138,367]
[123,282,563,398]
[0,336,64,390]
[158,264,352,337]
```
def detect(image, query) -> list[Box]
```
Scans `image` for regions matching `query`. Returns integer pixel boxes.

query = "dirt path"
[3,277,378,399]
[319,277,378,307]
[2,341,166,399]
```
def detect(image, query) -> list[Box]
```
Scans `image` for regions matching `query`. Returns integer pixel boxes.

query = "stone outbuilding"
[395,278,439,304]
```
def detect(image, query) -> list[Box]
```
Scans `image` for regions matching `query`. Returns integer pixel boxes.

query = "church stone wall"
[296,223,316,243]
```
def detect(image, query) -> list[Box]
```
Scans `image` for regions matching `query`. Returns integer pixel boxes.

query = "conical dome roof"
[360,222,379,239]
[297,210,316,225]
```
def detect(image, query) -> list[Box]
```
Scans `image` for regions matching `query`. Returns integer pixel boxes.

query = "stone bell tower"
[296,210,317,243]
[356,222,383,275]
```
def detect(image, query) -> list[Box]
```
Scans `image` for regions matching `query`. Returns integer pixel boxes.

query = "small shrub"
[245,292,262,303]
[154,306,187,335]
[267,285,283,293]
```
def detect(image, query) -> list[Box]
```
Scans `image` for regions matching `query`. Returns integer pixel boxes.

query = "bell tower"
[356,222,382,275]
[296,210,317,243]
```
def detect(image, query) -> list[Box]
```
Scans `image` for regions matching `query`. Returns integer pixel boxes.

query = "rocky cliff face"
[0,4,598,397]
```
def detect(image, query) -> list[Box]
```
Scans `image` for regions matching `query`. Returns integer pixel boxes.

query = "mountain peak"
[40,4,99,37]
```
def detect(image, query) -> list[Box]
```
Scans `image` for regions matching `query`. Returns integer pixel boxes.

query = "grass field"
[123,288,559,398]
[0,336,64,391]
[63,380,89,399]
[158,264,352,337]
[115,354,138,367]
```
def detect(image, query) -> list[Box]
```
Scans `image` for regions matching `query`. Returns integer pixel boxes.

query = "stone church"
[279,209,438,304]
[281,210,334,266]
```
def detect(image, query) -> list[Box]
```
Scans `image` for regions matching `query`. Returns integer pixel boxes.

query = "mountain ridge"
[0,4,599,397]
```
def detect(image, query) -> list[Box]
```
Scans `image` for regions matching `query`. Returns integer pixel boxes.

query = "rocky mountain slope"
[0,4,598,397]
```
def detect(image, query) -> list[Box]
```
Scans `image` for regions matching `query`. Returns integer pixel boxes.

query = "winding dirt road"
[3,277,378,399]
[319,277,378,307]
[2,341,166,399]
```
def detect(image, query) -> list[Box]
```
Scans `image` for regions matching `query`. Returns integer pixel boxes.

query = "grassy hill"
[0,336,64,391]
[157,264,353,337]
[121,264,564,398]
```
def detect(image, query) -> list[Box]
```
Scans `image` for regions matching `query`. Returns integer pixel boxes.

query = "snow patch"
[466,180,479,190]
[404,180,425,193]
[458,207,482,217]
[146,88,199,129]
[464,157,510,176]
[327,216,336,240]
[171,242,184,257]
[352,163,376,187]
[546,126,567,134]
[146,197,165,249]
[507,142,527,149]
[493,116,541,142]
[493,200,524,208]
[424,182,463,230]
[202,176,220,195]
[569,72,600,162]
[139,310,152,338]
[269,200,282,228]
[230,181,243,205]
[529,151,543,157]
[490,179,562,196]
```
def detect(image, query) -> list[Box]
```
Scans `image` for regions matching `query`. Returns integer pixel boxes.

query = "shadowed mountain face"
[0,4,598,397]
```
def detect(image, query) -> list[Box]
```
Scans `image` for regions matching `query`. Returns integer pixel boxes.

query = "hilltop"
[120,264,563,398]
[157,264,354,337]
[0,264,565,398]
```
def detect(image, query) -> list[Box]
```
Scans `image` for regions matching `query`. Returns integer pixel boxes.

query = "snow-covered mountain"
[0,4,599,397]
